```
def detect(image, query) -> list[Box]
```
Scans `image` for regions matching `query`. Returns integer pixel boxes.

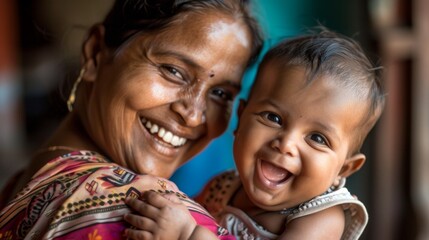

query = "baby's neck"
[230,186,256,211]
[231,185,287,234]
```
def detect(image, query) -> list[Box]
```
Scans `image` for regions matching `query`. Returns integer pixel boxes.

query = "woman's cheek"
[209,105,230,136]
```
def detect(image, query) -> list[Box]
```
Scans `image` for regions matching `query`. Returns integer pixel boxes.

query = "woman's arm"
[278,205,345,240]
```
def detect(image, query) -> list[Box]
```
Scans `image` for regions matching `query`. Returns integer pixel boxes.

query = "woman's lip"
[141,118,188,147]
[139,117,183,157]
[256,159,292,190]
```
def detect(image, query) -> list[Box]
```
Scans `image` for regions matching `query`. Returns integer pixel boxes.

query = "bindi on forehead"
[209,70,215,78]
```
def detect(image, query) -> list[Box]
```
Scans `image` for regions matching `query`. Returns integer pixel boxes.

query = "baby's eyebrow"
[258,99,282,109]
[312,121,340,142]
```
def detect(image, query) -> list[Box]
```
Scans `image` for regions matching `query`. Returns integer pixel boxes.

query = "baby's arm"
[279,205,345,240]
[124,190,218,240]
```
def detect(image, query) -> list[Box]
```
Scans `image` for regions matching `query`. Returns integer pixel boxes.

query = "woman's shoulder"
[0,150,187,239]
[0,170,24,209]
[33,150,112,175]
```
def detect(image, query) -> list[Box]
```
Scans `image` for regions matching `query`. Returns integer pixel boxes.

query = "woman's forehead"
[112,11,252,82]
[133,12,250,52]
[206,18,250,48]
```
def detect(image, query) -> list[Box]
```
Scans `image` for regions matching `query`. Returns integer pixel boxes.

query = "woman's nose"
[171,88,207,127]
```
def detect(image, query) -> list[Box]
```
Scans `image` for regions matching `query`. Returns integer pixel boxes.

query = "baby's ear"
[81,24,107,82]
[338,153,366,178]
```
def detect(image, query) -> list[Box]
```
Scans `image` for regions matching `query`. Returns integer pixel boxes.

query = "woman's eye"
[260,112,282,125]
[161,65,184,81]
[310,133,328,146]
[211,88,233,102]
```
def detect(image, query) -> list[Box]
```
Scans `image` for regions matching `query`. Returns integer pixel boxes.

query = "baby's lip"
[260,160,292,184]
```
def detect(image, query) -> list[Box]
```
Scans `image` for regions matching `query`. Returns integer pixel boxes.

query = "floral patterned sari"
[0,151,232,240]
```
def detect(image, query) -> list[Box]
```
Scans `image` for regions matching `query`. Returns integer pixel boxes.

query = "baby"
[124,29,385,240]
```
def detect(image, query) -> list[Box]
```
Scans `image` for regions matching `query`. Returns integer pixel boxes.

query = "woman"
[0,0,262,239]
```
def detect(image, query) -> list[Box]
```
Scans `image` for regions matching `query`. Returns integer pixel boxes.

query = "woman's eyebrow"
[152,49,203,70]
[152,49,242,90]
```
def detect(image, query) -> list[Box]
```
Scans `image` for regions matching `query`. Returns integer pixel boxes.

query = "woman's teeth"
[141,118,187,147]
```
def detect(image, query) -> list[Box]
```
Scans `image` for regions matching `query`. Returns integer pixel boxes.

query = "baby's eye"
[260,112,282,125]
[309,133,328,146]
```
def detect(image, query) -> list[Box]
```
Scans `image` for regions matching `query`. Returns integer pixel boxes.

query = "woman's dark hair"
[102,0,263,64]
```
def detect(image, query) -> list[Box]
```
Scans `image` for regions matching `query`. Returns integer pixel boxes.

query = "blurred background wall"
[0,0,427,239]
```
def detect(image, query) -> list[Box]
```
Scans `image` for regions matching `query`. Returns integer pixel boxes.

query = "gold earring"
[67,68,85,112]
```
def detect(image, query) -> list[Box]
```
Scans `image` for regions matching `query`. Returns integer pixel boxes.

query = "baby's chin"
[247,191,292,212]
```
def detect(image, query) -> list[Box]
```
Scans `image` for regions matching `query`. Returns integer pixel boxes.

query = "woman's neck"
[44,112,102,153]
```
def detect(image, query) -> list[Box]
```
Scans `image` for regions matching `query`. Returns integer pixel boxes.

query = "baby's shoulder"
[285,186,368,240]
[194,170,241,214]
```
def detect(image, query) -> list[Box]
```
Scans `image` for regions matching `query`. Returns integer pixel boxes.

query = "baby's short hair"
[253,28,385,153]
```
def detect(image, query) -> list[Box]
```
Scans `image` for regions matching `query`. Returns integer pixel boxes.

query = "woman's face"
[81,12,252,178]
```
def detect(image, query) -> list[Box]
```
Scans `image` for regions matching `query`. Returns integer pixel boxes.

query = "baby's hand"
[124,190,196,240]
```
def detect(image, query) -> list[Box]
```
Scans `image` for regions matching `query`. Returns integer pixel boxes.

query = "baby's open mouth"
[260,160,291,184]
[141,118,187,147]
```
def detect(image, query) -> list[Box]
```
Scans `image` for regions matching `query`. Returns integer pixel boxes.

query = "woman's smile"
[138,116,199,158]
[141,118,187,147]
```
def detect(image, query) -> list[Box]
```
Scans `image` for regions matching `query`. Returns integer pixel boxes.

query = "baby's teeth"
[163,132,173,142]
[158,128,166,138]
[150,124,159,134]
[145,121,152,129]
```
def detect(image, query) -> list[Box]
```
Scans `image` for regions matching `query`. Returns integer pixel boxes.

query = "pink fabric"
[0,151,233,239]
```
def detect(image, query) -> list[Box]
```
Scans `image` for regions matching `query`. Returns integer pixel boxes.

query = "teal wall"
[171,0,372,200]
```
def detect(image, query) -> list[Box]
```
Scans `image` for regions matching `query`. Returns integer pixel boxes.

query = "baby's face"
[233,62,367,211]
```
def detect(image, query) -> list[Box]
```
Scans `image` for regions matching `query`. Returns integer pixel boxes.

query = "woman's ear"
[338,153,366,178]
[81,24,107,82]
